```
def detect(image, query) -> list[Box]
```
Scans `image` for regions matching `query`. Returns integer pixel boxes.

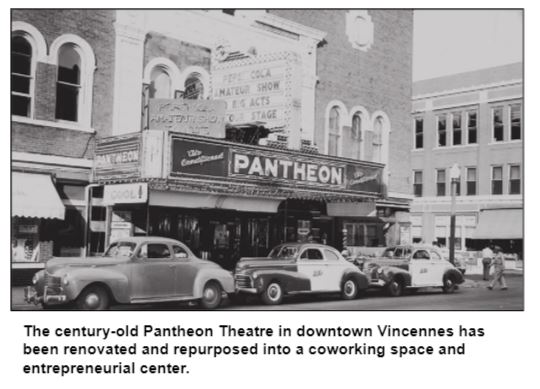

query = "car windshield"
[104,241,137,257]
[381,248,396,258]
[268,246,298,259]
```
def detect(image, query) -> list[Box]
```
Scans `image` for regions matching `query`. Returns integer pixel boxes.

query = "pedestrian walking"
[481,244,494,280]
[487,246,507,290]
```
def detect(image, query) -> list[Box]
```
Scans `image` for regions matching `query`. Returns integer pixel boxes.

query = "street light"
[449,163,460,266]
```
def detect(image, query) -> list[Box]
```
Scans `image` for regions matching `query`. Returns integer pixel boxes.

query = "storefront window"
[344,222,382,247]
[176,215,200,250]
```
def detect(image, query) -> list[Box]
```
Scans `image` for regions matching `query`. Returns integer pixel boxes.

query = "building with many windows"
[12,10,413,275]
[410,62,523,257]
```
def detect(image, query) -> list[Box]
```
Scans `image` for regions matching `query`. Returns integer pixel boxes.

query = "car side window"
[140,243,171,260]
[300,248,324,260]
[394,248,404,258]
[324,249,340,261]
[412,249,430,260]
[172,245,189,259]
[430,250,442,260]
[404,247,412,257]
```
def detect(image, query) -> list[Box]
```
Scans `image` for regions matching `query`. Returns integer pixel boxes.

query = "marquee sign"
[211,52,301,129]
[148,99,226,138]
[94,134,141,180]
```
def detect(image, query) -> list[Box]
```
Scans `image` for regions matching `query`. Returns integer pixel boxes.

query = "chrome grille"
[44,273,62,294]
[235,274,252,289]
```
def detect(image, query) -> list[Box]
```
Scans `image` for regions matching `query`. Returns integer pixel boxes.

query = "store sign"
[94,134,141,180]
[345,165,382,193]
[103,183,148,205]
[170,139,228,177]
[231,151,345,187]
[148,99,226,138]
[212,52,300,129]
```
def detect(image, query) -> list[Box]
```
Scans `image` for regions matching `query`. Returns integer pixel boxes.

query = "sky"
[413,10,523,81]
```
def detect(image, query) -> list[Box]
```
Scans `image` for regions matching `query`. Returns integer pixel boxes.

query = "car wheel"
[442,276,457,294]
[341,278,358,300]
[200,281,222,309]
[386,278,404,297]
[76,285,110,310]
[261,282,283,305]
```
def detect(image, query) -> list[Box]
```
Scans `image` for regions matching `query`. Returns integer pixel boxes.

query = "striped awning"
[12,172,65,219]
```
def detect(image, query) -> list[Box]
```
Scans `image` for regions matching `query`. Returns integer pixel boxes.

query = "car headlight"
[377,268,384,274]
[252,272,258,279]
[62,275,70,286]
[32,273,39,285]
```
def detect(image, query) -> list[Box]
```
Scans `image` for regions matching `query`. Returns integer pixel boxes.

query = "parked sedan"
[234,243,369,305]
[356,245,464,297]
[24,237,235,310]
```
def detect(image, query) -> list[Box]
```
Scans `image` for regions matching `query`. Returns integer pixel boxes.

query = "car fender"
[59,268,130,303]
[379,266,412,287]
[443,268,465,285]
[340,269,369,290]
[192,268,235,298]
[248,269,311,294]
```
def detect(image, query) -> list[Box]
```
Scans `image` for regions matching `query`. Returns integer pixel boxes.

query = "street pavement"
[11,272,523,311]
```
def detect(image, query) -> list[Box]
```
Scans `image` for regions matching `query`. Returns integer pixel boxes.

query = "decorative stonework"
[345,10,374,52]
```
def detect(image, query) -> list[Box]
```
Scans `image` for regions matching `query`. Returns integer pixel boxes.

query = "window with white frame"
[492,107,504,142]
[510,104,522,140]
[466,110,477,144]
[436,113,447,147]
[509,165,521,195]
[413,170,423,197]
[491,166,503,195]
[436,169,446,196]
[414,116,423,149]
[11,35,33,117]
[466,167,477,196]
[372,115,383,163]
[452,111,462,146]
[149,67,172,99]
[350,112,363,159]
[184,74,204,100]
[328,106,341,156]
[55,44,81,122]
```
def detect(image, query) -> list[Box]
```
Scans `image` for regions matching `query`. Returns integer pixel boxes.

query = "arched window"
[350,113,363,159]
[328,106,341,156]
[149,67,172,99]
[11,36,33,117]
[184,75,204,100]
[372,115,384,163]
[55,44,81,122]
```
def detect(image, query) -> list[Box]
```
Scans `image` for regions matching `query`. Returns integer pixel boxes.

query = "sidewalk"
[462,269,523,288]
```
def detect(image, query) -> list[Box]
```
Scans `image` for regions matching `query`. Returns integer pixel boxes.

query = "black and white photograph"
[10,9,523,312]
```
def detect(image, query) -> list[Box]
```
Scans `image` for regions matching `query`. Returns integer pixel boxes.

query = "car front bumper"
[24,286,68,305]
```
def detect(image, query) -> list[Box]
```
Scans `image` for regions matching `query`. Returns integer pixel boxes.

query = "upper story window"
[466,110,477,144]
[413,170,423,197]
[436,114,447,147]
[328,106,341,156]
[149,66,172,99]
[55,45,81,122]
[466,167,477,196]
[510,104,522,140]
[11,36,33,117]
[436,169,446,196]
[492,166,503,195]
[452,112,462,146]
[184,74,204,100]
[350,112,363,159]
[509,165,521,195]
[492,107,504,142]
[372,116,384,163]
[414,117,423,149]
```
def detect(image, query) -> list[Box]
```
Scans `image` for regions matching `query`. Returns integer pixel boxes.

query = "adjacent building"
[11,10,413,273]
[410,62,523,257]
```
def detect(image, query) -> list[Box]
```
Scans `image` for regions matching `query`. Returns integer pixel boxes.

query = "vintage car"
[24,236,235,310]
[234,243,369,305]
[355,245,465,297]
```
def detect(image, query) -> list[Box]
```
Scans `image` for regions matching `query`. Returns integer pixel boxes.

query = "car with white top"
[234,242,369,305]
[355,245,465,297]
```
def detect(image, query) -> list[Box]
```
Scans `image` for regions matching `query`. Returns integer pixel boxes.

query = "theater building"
[12,10,413,272]
[410,63,523,257]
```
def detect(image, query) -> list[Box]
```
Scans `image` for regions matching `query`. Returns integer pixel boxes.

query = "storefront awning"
[149,191,282,213]
[12,172,65,219]
[474,208,523,239]
[327,202,376,217]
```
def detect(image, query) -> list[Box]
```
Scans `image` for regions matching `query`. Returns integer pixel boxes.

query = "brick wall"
[144,31,211,73]
[12,9,116,136]
[269,10,413,195]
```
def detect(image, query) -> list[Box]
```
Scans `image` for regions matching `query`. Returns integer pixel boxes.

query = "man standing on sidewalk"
[481,244,494,281]
[488,246,507,290]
